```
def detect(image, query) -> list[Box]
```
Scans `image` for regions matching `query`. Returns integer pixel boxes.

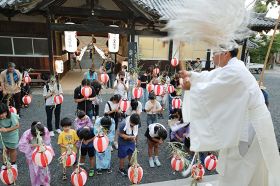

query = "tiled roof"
[0,0,42,13]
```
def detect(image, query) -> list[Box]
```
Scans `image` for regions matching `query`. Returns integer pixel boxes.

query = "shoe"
[154,157,161,167]
[56,129,62,134]
[62,173,67,180]
[114,141,118,150]
[49,131,55,137]
[96,169,102,175]
[149,158,155,168]
[89,169,94,177]
[119,168,127,176]
[107,168,112,174]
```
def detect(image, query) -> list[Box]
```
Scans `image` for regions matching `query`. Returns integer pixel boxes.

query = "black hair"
[101,116,112,130]
[110,94,121,102]
[77,127,92,140]
[157,126,167,140]
[91,80,102,95]
[81,79,91,86]
[172,108,183,122]
[130,113,140,125]
[148,92,156,100]
[229,48,239,58]
[31,121,45,137]
[130,99,138,111]
[77,110,86,119]
[60,117,72,127]
[0,103,11,118]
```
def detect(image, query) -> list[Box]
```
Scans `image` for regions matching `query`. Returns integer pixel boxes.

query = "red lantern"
[153,68,160,75]
[71,168,87,186]
[0,165,18,185]
[62,151,76,167]
[93,135,109,153]
[132,87,143,99]
[146,84,154,93]
[22,95,32,105]
[167,85,175,94]
[23,76,31,84]
[32,145,54,167]
[204,154,218,171]
[9,106,17,114]
[172,97,182,109]
[81,86,92,98]
[191,164,205,180]
[171,57,179,67]
[54,95,64,105]
[171,156,184,172]
[154,85,163,96]
[119,99,130,112]
[128,164,143,184]
[100,73,109,84]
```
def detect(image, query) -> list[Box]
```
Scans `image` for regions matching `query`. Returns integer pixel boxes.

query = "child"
[77,126,95,177]
[145,123,167,167]
[0,103,20,167]
[94,116,115,174]
[126,99,142,116]
[18,121,52,186]
[145,93,162,126]
[74,110,93,130]
[57,117,79,180]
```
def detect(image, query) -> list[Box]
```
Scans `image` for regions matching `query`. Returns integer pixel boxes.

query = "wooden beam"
[135,30,168,37]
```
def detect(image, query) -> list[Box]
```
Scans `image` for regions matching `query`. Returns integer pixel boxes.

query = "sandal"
[89,169,94,177]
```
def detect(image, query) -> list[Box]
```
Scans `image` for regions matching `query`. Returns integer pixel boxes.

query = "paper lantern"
[108,26,119,53]
[119,99,130,112]
[81,86,92,98]
[0,165,18,185]
[93,135,109,153]
[32,145,54,167]
[23,76,31,84]
[171,58,179,67]
[132,87,143,99]
[191,164,205,180]
[172,97,182,109]
[55,60,64,74]
[153,68,160,75]
[128,164,143,184]
[167,85,175,94]
[71,168,87,186]
[9,106,17,114]
[64,23,77,53]
[62,151,76,167]
[146,84,154,93]
[54,95,64,105]
[22,95,32,105]
[204,154,218,171]
[171,156,184,172]
[100,73,109,84]
[154,85,163,96]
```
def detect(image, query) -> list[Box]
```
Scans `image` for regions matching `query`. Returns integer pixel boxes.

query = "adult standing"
[43,75,63,137]
[84,64,98,84]
[139,70,150,108]
[104,58,115,88]
[113,71,129,99]
[0,62,22,115]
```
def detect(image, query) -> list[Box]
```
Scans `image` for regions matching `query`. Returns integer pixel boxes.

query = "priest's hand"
[179,70,191,90]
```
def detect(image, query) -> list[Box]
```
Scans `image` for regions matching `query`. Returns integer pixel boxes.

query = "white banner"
[108,32,119,53]
[64,22,77,52]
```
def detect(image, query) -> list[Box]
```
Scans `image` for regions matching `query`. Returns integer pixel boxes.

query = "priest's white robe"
[185,57,280,186]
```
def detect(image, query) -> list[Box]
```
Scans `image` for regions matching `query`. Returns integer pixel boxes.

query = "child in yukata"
[74,110,93,130]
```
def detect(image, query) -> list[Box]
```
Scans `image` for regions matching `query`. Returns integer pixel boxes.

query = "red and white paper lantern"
[0,165,18,185]
[62,151,76,167]
[204,154,218,171]
[32,145,54,167]
[93,135,109,153]
[22,95,32,105]
[167,85,175,94]
[119,99,130,112]
[191,164,205,180]
[171,58,179,67]
[9,106,17,114]
[100,73,109,84]
[128,164,143,184]
[171,156,184,172]
[81,86,92,98]
[153,68,160,75]
[54,95,64,105]
[132,87,143,99]
[154,85,163,96]
[71,168,87,186]
[23,76,32,84]
[172,97,182,109]
[146,84,154,93]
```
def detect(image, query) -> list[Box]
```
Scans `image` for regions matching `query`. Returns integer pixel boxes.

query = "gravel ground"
[12,71,280,186]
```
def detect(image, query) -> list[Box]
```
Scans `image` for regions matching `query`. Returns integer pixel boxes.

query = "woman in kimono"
[94,116,115,174]
[18,121,52,186]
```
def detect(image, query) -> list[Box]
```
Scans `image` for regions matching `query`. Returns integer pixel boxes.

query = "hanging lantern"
[22,95,32,105]
[132,87,143,99]
[171,58,179,67]
[62,151,76,167]
[100,73,109,84]
[108,25,119,53]
[81,86,92,98]
[119,99,130,112]
[167,85,175,94]
[154,85,163,96]
[204,154,218,171]
[171,156,184,172]
[0,165,18,185]
[153,68,160,75]
[146,84,154,93]
[32,145,54,167]
[71,168,87,186]
[128,164,143,184]
[93,134,109,153]
[55,60,64,74]
[64,22,77,53]
[191,164,205,180]
[54,95,64,105]
[172,97,182,109]
[23,76,31,84]
[9,106,17,114]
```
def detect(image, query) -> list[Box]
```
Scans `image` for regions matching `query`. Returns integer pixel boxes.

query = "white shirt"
[113,79,129,99]
[148,123,166,138]
[43,83,63,106]
[145,100,162,114]
[104,101,119,114]
[126,101,142,116]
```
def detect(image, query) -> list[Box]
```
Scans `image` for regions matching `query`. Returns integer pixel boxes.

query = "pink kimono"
[18,127,53,186]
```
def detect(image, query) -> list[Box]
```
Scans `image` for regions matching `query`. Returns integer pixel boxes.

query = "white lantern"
[64,22,77,53]
[108,25,119,53]
[55,60,64,74]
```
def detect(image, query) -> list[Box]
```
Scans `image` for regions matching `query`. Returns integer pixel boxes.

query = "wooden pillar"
[47,14,54,74]
[168,40,173,62]
[205,49,211,71]
[241,39,247,62]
